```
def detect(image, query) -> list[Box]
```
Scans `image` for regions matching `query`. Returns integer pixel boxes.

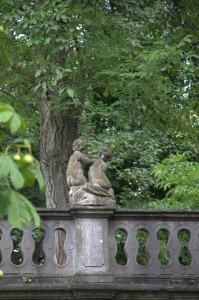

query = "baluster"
[10,228,24,266]
[136,229,150,267]
[189,226,199,271]
[54,228,67,266]
[32,228,46,266]
[157,229,170,267]
[178,229,191,266]
[115,228,128,266]
[0,225,18,272]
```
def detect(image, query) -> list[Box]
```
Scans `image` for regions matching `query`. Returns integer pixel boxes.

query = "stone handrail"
[110,209,199,275]
[1,207,199,299]
[0,207,199,276]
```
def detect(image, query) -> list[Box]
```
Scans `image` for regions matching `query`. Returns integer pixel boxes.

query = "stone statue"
[66,140,115,206]
[66,139,95,188]
[83,148,115,200]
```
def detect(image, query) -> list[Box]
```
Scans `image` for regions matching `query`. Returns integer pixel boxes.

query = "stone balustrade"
[1,207,199,300]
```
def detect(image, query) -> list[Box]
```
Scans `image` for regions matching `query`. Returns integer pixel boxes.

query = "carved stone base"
[69,185,116,207]
[72,197,115,206]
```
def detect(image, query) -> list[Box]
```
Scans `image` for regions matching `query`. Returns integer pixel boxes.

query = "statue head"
[98,148,111,161]
[72,138,87,152]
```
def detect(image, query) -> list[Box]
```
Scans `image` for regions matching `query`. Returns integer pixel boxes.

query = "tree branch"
[0,89,16,100]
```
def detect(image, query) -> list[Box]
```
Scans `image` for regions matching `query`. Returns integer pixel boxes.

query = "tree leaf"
[21,168,36,187]
[67,88,75,98]
[10,166,24,189]
[5,189,41,229]
[23,138,31,148]
[0,154,14,177]
[17,116,26,134]
[27,160,46,191]
[0,44,10,68]
[0,111,14,122]
[0,103,14,113]
[0,154,24,189]
[9,113,22,134]
[35,69,42,78]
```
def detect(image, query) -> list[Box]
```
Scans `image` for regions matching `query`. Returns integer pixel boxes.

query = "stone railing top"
[36,207,199,220]
[112,208,199,220]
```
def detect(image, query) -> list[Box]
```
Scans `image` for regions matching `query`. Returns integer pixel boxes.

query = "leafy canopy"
[150,153,199,209]
[1,0,199,208]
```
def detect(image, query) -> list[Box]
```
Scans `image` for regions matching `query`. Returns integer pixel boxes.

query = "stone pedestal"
[69,185,116,207]
[71,206,115,282]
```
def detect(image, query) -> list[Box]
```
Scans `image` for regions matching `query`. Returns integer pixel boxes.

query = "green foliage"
[1,0,199,208]
[136,229,149,266]
[150,153,199,209]
[0,103,45,229]
[178,230,191,266]
[0,25,10,68]
[115,229,127,266]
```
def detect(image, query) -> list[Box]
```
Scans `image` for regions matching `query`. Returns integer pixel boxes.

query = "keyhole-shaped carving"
[136,229,149,266]
[32,228,46,265]
[54,228,67,266]
[178,229,191,266]
[11,228,24,265]
[115,228,127,266]
[157,229,170,267]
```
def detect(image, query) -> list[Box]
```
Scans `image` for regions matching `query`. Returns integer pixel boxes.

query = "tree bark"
[38,98,78,208]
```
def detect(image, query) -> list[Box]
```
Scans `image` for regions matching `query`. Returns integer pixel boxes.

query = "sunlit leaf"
[0,111,13,122]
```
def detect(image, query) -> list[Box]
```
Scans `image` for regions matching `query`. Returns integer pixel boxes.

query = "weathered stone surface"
[76,217,109,273]
[66,141,115,206]
[1,208,199,299]
[1,276,199,299]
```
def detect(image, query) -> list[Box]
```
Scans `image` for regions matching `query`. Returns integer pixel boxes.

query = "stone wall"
[1,207,199,299]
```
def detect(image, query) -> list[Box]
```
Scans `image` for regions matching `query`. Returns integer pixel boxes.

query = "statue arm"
[77,153,96,166]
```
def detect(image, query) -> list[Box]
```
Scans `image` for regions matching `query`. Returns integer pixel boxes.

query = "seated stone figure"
[66,139,95,203]
[66,138,95,188]
[66,140,115,206]
[83,148,115,201]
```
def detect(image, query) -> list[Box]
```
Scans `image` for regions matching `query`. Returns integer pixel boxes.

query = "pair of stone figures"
[66,139,115,206]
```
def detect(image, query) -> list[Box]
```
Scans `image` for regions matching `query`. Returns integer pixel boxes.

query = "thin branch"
[0,89,16,100]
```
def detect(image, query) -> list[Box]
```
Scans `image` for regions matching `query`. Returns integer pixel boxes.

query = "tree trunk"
[38,98,78,208]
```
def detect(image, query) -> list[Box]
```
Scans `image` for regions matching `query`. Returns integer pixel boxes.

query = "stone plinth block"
[75,208,112,274]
